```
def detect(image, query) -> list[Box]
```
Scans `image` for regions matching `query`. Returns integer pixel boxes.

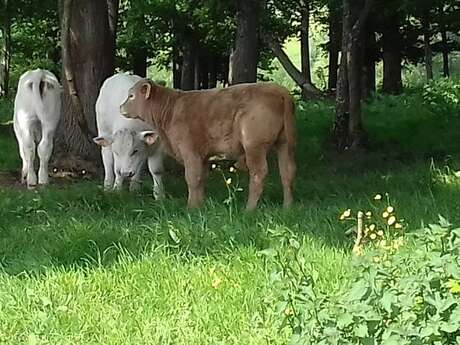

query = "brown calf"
[120,80,296,210]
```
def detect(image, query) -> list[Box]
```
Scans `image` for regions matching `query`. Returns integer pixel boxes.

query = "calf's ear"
[140,81,152,100]
[93,136,112,147]
[139,131,159,146]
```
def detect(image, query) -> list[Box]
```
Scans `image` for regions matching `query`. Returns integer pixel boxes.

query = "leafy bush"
[422,78,460,117]
[268,215,460,345]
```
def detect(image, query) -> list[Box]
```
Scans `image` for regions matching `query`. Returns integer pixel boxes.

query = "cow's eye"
[129,94,135,100]
[130,149,138,156]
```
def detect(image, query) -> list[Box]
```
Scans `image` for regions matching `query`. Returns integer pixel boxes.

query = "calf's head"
[120,79,153,121]
[93,129,159,178]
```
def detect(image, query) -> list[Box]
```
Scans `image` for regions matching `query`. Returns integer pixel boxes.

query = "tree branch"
[262,33,323,98]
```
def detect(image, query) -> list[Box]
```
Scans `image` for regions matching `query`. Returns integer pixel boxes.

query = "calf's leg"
[183,155,206,208]
[276,140,296,208]
[101,146,115,190]
[147,154,164,200]
[37,126,55,185]
[129,169,143,192]
[244,146,269,211]
[22,130,37,188]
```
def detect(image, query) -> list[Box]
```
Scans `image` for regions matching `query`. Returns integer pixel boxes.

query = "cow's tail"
[282,94,296,149]
[28,70,57,108]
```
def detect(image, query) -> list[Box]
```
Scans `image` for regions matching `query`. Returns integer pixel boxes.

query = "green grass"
[1,84,460,343]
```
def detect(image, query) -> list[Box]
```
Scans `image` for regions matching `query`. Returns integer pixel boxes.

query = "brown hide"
[121,81,296,210]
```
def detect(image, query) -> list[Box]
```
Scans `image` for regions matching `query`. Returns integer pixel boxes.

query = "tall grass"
[1,59,460,344]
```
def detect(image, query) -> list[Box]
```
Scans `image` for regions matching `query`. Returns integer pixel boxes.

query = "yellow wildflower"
[369,224,376,231]
[386,206,394,213]
[446,279,460,294]
[387,216,396,226]
[225,178,232,185]
[284,308,294,316]
[370,233,377,240]
[212,277,223,289]
[377,230,384,237]
[343,209,351,217]
[374,194,382,200]
[395,223,403,229]
[414,296,424,304]
[365,211,372,217]
[382,211,389,218]
[211,164,217,170]
[373,256,380,263]
[229,166,236,173]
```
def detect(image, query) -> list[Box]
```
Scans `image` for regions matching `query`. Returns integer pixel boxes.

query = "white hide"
[13,69,62,188]
[94,73,164,199]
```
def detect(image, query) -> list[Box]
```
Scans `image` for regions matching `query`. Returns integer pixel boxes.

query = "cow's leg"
[276,141,296,208]
[37,125,55,185]
[22,130,37,188]
[101,146,115,190]
[129,170,143,192]
[244,146,269,211]
[235,155,248,171]
[183,155,205,208]
[15,130,28,184]
[113,161,124,191]
[147,154,164,200]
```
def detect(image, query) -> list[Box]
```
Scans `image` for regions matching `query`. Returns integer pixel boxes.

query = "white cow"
[93,73,164,199]
[13,69,62,188]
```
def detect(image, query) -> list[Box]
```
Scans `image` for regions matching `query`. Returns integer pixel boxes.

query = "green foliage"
[270,216,460,345]
[422,77,460,116]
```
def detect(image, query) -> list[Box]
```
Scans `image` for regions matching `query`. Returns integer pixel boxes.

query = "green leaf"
[354,324,368,338]
[337,312,353,329]
[381,291,397,314]
[440,321,459,333]
[348,281,369,301]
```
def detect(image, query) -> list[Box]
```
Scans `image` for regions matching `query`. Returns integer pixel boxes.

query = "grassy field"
[1,78,460,343]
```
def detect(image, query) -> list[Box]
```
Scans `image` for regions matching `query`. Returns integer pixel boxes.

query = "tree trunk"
[172,50,182,89]
[57,0,117,165]
[229,0,260,85]
[132,47,148,77]
[382,14,402,94]
[194,53,200,90]
[441,26,450,77]
[208,55,217,88]
[181,35,195,90]
[0,0,11,98]
[330,0,372,151]
[264,34,322,98]
[200,56,209,89]
[300,0,312,85]
[327,7,341,91]
[361,26,376,99]
[422,15,433,81]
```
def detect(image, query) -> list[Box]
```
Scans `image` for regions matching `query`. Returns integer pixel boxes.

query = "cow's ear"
[139,131,159,146]
[140,81,152,100]
[93,136,112,147]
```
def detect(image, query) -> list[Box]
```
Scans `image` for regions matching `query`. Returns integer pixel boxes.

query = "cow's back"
[96,73,151,135]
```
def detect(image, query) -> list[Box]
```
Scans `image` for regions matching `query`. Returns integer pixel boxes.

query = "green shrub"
[269,216,460,345]
[422,78,460,117]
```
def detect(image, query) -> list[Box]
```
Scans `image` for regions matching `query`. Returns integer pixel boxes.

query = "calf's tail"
[282,94,296,149]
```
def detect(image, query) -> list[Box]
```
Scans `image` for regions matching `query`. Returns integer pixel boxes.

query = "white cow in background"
[13,69,62,188]
[93,73,164,199]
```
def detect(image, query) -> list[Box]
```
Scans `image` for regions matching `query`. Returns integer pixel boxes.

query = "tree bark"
[57,0,117,164]
[382,14,402,94]
[327,7,341,91]
[361,27,376,99]
[441,26,450,77]
[330,0,372,151]
[172,49,182,89]
[132,47,148,77]
[229,0,260,85]
[264,34,322,98]
[422,14,433,81]
[0,0,11,98]
[208,55,217,88]
[181,33,196,90]
[300,0,312,85]
[194,53,200,90]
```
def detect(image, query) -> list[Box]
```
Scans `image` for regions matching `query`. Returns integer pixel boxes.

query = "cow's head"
[93,128,159,178]
[120,78,154,120]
